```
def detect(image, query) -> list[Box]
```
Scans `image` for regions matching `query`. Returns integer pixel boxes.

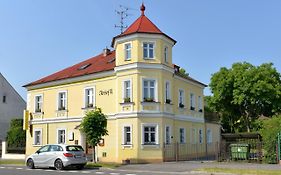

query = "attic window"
[78,63,91,70]
[107,58,115,63]
[2,95,6,103]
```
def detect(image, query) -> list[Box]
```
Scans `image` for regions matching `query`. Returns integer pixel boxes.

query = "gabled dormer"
[112,4,176,67]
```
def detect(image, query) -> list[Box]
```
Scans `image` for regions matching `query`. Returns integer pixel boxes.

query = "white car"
[26,144,87,170]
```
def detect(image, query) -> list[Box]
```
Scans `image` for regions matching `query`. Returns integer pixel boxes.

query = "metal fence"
[163,142,219,162]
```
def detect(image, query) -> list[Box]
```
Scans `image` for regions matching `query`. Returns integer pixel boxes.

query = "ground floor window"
[123,125,132,145]
[57,129,66,144]
[165,126,171,144]
[179,128,186,144]
[142,124,158,145]
[207,129,212,143]
[33,129,42,145]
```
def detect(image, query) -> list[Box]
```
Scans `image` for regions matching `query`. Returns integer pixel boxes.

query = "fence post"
[163,142,165,162]
[175,142,178,162]
[2,141,6,158]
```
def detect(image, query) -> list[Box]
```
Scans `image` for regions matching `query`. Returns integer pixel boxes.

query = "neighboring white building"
[0,73,26,140]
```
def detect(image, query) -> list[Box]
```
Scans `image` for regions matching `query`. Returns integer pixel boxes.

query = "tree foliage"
[260,115,281,163]
[80,108,108,147]
[209,62,281,132]
[179,68,189,78]
[6,119,26,147]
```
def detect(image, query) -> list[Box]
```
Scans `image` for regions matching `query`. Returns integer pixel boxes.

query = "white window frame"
[122,124,132,146]
[165,81,171,102]
[34,94,43,113]
[57,91,67,111]
[142,78,158,102]
[84,87,95,108]
[179,127,186,144]
[207,128,212,144]
[190,93,195,110]
[141,123,159,145]
[33,128,42,146]
[199,128,203,144]
[165,125,172,144]
[124,42,132,61]
[198,96,203,111]
[178,89,185,107]
[122,79,132,102]
[143,42,155,59]
[57,128,67,144]
[164,46,168,63]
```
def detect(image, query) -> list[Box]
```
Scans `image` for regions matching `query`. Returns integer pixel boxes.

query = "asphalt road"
[0,165,207,175]
[2,161,281,175]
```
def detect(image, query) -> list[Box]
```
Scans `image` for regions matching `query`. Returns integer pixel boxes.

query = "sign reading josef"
[99,89,113,96]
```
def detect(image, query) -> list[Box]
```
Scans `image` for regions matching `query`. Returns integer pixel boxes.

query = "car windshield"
[66,145,84,151]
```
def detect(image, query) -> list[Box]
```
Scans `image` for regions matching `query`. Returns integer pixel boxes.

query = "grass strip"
[200,168,281,175]
[0,159,25,165]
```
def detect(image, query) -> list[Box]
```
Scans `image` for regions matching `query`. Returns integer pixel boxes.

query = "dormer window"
[143,42,154,59]
[124,43,132,60]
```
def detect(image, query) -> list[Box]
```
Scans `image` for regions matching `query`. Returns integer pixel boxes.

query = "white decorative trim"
[124,41,133,61]
[113,33,175,48]
[25,70,115,90]
[121,124,133,149]
[57,90,67,111]
[34,94,43,113]
[115,62,174,74]
[30,112,204,124]
[57,128,67,144]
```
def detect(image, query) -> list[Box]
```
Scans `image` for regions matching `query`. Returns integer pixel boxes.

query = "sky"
[0,0,280,100]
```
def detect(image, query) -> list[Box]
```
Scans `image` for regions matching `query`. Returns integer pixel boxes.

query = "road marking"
[126,174,137,175]
[45,169,55,172]
[68,170,79,173]
[0,167,5,169]
[109,173,120,175]
[16,167,23,170]
[96,172,105,174]
[81,171,91,174]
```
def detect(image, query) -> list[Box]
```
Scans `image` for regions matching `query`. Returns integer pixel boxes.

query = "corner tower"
[112,4,176,67]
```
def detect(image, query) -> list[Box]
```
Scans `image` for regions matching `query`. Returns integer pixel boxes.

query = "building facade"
[0,73,26,141]
[24,4,220,163]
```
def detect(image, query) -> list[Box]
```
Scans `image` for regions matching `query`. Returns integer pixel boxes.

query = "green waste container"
[230,143,250,160]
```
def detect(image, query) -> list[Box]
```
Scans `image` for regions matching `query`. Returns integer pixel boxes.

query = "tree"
[6,119,26,148]
[209,62,281,132]
[260,115,281,163]
[80,108,108,162]
[179,68,189,78]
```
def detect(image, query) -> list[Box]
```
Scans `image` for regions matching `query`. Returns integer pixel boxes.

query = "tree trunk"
[92,145,96,163]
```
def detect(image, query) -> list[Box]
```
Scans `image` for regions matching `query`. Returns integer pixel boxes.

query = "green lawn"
[0,159,25,165]
[200,168,281,175]
[85,162,121,169]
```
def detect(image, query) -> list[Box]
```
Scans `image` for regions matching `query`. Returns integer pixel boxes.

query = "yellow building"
[24,4,220,163]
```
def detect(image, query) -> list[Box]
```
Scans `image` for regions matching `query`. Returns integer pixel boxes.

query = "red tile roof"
[111,4,176,47]
[24,50,115,87]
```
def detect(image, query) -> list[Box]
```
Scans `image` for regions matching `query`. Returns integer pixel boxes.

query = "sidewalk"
[117,161,281,173]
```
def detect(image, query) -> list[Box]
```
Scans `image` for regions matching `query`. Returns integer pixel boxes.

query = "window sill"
[81,107,95,110]
[34,111,44,115]
[120,102,134,105]
[33,144,42,147]
[125,59,132,61]
[56,109,68,112]
[143,58,155,60]
[164,103,173,105]
[121,144,133,149]
[141,101,160,104]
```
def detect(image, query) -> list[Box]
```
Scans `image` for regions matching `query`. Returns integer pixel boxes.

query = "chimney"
[103,47,110,57]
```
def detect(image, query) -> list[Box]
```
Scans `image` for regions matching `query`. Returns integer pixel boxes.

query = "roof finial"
[140,3,145,16]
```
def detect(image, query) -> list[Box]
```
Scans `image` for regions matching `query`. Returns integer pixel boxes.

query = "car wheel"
[76,165,85,170]
[54,159,64,170]
[26,158,35,169]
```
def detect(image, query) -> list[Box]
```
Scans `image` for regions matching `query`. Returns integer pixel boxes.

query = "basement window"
[78,63,91,70]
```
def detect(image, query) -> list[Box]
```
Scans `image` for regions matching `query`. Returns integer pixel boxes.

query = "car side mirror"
[35,150,40,154]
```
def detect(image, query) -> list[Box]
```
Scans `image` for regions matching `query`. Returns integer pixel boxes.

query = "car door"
[46,145,63,167]
[32,145,50,167]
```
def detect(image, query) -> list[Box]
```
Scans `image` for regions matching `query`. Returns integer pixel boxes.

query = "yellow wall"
[25,33,214,163]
